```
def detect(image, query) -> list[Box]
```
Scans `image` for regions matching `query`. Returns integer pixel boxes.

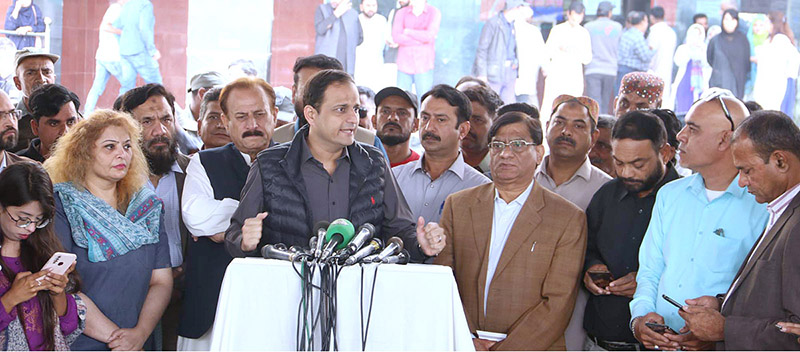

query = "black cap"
[374,87,418,116]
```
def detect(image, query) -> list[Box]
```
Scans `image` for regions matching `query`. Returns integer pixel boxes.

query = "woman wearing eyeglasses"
[44,110,172,351]
[0,161,85,350]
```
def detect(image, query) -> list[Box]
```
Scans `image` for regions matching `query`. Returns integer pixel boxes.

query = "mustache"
[421,132,440,141]
[145,136,173,148]
[554,136,576,146]
[382,122,402,131]
[620,177,644,185]
[1,127,15,136]
[242,130,265,138]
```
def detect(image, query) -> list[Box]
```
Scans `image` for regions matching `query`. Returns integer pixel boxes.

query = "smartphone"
[588,270,614,288]
[37,252,77,281]
[662,294,684,309]
[646,322,678,335]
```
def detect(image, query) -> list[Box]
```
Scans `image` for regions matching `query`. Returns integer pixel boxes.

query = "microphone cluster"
[260,219,409,265]
[268,219,408,351]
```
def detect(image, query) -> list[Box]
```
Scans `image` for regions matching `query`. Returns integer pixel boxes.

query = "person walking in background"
[392,0,441,98]
[4,0,44,50]
[313,0,362,76]
[114,0,162,94]
[84,0,124,113]
[514,5,545,107]
[383,0,410,91]
[672,24,711,115]
[540,1,592,122]
[752,11,800,115]
[646,6,677,108]
[616,11,654,94]
[707,9,750,99]
[473,0,528,104]
[584,1,622,115]
[354,0,387,92]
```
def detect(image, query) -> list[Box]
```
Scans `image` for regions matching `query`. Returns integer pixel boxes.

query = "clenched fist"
[241,212,268,252]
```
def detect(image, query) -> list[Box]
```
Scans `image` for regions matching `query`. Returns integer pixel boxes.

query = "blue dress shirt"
[630,173,767,331]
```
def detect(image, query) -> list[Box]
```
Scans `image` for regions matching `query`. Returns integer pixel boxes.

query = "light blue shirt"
[392,152,490,223]
[146,161,184,267]
[630,173,767,330]
[485,178,535,315]
[113,0,157,56]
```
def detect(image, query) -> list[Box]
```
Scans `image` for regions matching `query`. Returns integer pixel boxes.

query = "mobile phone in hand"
[588,270,614,288]
[36,252,77,283]
[662,294,684,309]
[645,322,678,335]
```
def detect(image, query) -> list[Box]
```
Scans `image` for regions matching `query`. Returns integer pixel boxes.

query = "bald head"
[692,95,749,132]
[676,95,748,177]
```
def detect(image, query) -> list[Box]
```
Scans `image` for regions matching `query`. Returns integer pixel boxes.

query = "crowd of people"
[0,0,799,351]
[323,0,800,121]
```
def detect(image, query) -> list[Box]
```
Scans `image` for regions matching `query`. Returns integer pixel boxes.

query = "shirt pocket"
[701,233,742,273]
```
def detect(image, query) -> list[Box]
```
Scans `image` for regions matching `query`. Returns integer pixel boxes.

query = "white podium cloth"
[209,258,475,351]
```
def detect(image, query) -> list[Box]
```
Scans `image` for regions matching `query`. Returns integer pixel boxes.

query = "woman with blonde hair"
[752,11,800,114]
[44,109,172,351]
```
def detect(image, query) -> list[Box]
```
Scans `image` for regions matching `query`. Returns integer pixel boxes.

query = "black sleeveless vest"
[256,126,386,249]
[178,143,249,338]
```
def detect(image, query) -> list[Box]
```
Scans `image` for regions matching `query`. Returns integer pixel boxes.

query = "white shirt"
[534,156,612,210]
[145,161,184,267]
[0,151,7,174]
[647,22,677,106]
[181,151,252,237]
[355,13,388,91]
[96,3,121,62]
[514,20,546,97]
[722,182,800,308]
[484,178,535,315]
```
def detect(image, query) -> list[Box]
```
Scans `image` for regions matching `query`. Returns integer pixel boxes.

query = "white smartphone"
[38,252,77,278]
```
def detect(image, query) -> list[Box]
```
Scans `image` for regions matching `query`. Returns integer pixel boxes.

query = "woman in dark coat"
[707,9,751,99]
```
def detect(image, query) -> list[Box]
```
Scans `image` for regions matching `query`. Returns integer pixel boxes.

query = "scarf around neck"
[54,182,162,263]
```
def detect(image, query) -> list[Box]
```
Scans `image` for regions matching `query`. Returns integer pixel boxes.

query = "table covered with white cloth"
[208,258,475,351]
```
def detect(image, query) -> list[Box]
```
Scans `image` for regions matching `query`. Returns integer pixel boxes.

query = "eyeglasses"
[489,140,537,154]
[699,88,735,131]
[358,107,369,119]
[378,107,412,120]
[3,209,50,229]
[0,109,21,122]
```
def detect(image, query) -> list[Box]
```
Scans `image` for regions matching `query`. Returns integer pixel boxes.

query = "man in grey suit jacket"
[314,0,363,76]
[677,110,800,350]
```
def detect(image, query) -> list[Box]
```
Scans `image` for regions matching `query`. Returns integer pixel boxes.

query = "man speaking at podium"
[225,69,444,260]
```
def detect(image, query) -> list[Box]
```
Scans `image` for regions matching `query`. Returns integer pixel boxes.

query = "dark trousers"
[585,73,616,115]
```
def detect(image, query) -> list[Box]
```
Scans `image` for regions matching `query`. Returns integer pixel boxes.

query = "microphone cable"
[359,262,381,351]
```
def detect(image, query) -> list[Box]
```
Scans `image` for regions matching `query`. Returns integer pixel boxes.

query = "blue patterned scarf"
[54,182,162,263]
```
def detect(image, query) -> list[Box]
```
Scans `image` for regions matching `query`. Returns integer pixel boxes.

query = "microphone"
[261,244,306,261]
[374,236,403,263]
[313,221,330,260]
[319,219,355,260]
[381,249,410,264]
[344,238,383,265]
[361,253,380,263]
[344,223,375,256]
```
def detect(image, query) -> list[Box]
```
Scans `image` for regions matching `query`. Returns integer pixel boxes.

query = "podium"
[208,258,476,351]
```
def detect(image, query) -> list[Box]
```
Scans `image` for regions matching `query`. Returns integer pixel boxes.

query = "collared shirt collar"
[686,173,746,199]
[494,177,535,206]
[300,135,350,164]
[412,152,468,180]
[767,182,800,215]
[535,155,593,182]
[615,165,680,201]
[170,160,184,174]
[0,150,6,170]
